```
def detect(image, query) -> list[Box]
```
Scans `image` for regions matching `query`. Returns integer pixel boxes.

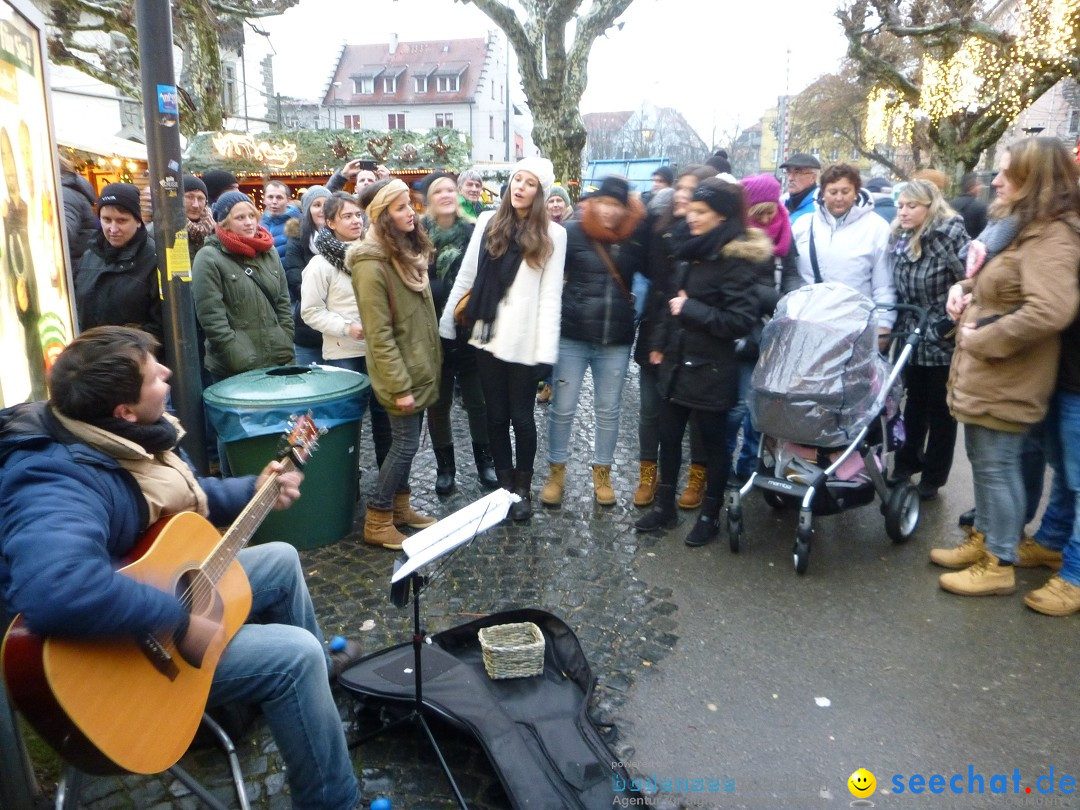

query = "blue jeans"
[638,363,662,462]
[724,358,758,479]
[324,355,392,468]
[208,543,359,809]
[964,424,1026,563]
[547,338,632,465]
[370,411,423,510]
[1035,391,1080,586]
[293,344,324,367]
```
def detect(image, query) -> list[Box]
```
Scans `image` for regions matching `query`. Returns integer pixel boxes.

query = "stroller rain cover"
[749,282,895,448]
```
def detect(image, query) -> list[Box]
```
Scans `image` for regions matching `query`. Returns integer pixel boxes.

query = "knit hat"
[212,190,255,223]
[595,175,630,206]
[741,173,782,207]
[420,171,457,200]
[202,169,239,203]
[652,166,674,186]
[692,179,742,219]
[182,174,208,197]
[511,156,555,199]
[706,153,732,173]
[547,184,572,208]
[300,185,331,220]
[97,182,142,222]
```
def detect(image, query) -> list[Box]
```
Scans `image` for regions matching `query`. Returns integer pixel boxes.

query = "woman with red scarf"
[193,190,295,381]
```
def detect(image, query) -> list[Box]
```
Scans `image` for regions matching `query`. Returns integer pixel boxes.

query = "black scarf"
[785,185,814,214]
[88,415,179,453]
[97,224,148,265]
[315,226,349,273]
[464,227,523,344]
[674,218,743,263]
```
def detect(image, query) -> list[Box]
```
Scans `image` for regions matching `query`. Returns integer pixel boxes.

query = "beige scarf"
[392,252,430,292]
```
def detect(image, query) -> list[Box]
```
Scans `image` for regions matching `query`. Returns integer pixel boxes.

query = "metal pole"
[136,0,208,473]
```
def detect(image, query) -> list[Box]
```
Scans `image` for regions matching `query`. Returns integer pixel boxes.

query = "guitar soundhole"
[176,569,217,616]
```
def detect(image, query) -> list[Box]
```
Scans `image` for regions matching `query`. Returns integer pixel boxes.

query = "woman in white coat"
[439,157,567,520]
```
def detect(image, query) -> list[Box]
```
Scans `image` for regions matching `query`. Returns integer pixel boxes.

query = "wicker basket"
[478,622,545,679]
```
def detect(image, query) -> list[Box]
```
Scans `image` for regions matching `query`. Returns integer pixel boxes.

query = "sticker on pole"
[166,230,192,282]
[157,85,178,115]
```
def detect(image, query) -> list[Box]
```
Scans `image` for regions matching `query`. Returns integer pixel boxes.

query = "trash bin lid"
[204,365,369,408]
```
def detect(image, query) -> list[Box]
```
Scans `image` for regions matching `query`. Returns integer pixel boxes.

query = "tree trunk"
[531,102,587,190]
[176,0,225,136]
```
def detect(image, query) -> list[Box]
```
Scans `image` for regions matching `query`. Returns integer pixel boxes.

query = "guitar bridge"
[138,633,180,680]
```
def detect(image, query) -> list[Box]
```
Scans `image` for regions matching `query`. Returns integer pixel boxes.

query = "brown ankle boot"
[633,461,658,507]
[678,463,707,509]
[539,462,566,506]
[392,491,437,529]
[592,464,616,506]
[364,505,406,550]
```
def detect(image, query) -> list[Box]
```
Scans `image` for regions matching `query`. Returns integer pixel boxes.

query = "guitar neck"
[201,458,297,586]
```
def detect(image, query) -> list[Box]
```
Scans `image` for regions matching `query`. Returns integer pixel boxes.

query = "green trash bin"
[204,365,368,549]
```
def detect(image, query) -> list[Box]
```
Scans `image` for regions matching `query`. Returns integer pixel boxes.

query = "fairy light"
[865,87,915,149]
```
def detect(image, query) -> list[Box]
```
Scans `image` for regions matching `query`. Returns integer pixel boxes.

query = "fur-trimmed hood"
[721,226,775,265]
[346,236,388,268]
[578,195,646,244]
[284,217,302,240]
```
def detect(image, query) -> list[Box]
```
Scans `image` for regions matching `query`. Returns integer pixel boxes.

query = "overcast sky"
[262,0,851,145]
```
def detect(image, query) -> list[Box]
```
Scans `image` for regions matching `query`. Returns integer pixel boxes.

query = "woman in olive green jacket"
[192,191,294,379]
[349,178,440,549]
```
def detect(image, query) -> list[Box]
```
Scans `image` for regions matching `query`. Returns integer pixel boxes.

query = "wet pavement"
[40,365,1080,809]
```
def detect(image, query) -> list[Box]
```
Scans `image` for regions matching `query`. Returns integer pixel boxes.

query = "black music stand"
[347,490,516,810]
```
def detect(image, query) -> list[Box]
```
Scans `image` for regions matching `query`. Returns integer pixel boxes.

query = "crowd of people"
[3,134,1079,809]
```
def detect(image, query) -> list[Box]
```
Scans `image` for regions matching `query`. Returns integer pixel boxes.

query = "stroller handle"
[874,302,929,349]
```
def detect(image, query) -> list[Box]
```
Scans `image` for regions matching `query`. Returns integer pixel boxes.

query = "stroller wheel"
[727,507,742,553]
[763,490,792,510]
[885,483,920,543]
[793,527,812,575]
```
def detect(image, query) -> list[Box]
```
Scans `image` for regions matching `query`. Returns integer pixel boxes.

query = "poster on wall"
[0,0,73,407]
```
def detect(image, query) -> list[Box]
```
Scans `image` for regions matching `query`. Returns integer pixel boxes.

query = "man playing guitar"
[0,326,362,809]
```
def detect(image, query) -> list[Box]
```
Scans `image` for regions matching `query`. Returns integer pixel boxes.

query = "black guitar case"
[339,608,639,809]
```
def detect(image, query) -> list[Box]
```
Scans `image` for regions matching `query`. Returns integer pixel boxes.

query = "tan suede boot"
[633,461,658,507]
[929,527,985,569]
[1024,575,1080,616]
[392,491,437,529]
[1016,535,1064,570]
[539,462,566,506]
[939,551,1016,597]
[364,505,406,550]
[678,464,707,509]
[592,464,616,506]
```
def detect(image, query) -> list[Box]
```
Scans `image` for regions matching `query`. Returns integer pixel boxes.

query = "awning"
[382,65,407,78]
[55,127,148,161]
[435,62,469,77]
[350,65,385,80]
[411,64,438,78]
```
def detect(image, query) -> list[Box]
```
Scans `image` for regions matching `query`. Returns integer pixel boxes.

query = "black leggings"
[476,351,541,473]
[659,400,730,505]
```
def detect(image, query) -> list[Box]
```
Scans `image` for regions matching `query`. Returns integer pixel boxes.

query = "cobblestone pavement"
[60,364,688,809]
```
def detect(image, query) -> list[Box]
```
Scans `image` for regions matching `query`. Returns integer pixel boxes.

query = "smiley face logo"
[848,768,876,798]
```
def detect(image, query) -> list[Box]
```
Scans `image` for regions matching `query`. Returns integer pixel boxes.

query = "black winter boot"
[685,497,721,547]
[635,484,678,531]
[473,443,499,490]
[434,445,456,495]
[510,469,534,521]
[495,468,515,492]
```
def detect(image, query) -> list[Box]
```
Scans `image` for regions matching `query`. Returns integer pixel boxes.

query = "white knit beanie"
[511,156,555,199]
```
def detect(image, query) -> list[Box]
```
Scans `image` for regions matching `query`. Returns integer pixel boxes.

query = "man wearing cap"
[779,152,821,223]
[74,182,163,349]
[181,174,216,256]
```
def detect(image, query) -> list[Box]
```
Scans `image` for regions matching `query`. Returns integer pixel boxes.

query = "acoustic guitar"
[1,415,321,776]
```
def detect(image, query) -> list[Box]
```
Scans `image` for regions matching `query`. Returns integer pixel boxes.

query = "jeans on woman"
[547,338,632,465]
[895,364,957,487]
[369,411,423,510]
[428,340,488,448]
[659,401,730,506]
[724,358,758,479]
[476,350,541,472]
[965,423,1026,563]
[1034,391,1080,586]
[323,355,392,468]
[293,343,324,367]
[208,542,359,810]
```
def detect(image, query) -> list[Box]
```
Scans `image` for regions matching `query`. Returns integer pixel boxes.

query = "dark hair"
[820,163,862,192]
[364,180,435,264]
[323,191,360,226]
[358,178,387,210]
[49,326,158,421]
[676,164,717,183]
[959,172,979,194]
[485,172,554,270]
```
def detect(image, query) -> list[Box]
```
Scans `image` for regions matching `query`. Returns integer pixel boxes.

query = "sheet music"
[393,489,517,582]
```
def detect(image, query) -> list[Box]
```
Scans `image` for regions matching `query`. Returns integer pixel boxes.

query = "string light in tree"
[865,87,916,149]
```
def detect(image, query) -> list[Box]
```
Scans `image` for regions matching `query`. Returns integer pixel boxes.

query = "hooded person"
[539,174,649,507]
[74,182,162,349]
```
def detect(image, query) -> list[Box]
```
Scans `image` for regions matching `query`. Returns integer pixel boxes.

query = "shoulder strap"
[592,240,633,302]
[808,219,823,284]
[226,253,280,310]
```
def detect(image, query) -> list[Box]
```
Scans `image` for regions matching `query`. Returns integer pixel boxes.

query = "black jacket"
[655,224,771,411]
[61,170,99,263]
[283,219,322,349]
[560,197,648,346]
[636,216,690,365]
[950,193,988,239]
[74,228,162,346]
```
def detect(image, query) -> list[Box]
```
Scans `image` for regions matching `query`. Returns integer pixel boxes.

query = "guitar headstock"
[281,413,325,469]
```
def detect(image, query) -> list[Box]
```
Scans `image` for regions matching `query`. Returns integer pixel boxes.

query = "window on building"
[489,115,495,139]
[344,114,362,130]
[829,148,839,161]
[435,112,454,128]
[436,75,460,93]
[1069,109,1080,135]
[388,113,406,130]
[414,76,428,93]
[222,63,238,115]
[851,148,860,160]
[383,76,397,94]
[354,77,373,94]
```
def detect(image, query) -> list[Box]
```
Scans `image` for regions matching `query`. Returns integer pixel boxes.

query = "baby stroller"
[725,282,928,574]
